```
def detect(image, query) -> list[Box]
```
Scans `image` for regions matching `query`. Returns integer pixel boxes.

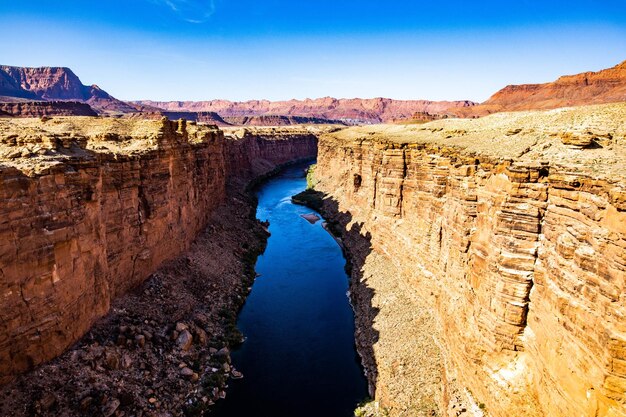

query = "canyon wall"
[0,118,318,384]
[223,126,322,181]
[313,103,626,417]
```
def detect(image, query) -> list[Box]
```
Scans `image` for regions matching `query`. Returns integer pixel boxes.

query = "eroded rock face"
[0,118,225,383]
[0,119,319,384]
[222,114,346,126]
[313,103,626,417]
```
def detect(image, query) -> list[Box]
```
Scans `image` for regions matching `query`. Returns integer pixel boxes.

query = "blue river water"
[211,162,368,416]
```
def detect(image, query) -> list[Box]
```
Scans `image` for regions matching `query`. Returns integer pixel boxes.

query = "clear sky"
[1,0,625,102]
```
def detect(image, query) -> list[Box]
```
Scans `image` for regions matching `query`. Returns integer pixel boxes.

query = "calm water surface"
[212,162,368,417]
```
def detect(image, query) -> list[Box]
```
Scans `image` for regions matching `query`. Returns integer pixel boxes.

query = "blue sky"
[1,0,625,102]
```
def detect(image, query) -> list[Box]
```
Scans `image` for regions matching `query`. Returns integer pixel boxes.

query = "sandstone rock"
[452,60,626,117]
[0,123,319,417]
[176,330,193,351]
[0,101,97,118]
[559,132,596,147]
[192,326,208,346]
[0,118,225,382]
[0,65,137,114]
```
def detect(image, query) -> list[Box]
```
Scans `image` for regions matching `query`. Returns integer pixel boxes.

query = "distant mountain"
[4,60,624,122]
[134,97,477,124]
[453,60,626,117]
[0,66,135,115]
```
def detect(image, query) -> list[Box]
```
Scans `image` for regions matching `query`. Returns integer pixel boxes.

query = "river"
[211,161,368,416]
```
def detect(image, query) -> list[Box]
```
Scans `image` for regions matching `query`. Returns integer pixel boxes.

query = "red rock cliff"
[0,119,318,384]
[313,103,626,417]
[0,66,136,114]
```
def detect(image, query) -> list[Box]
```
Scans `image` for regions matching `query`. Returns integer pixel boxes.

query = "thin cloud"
[150,0,217,23]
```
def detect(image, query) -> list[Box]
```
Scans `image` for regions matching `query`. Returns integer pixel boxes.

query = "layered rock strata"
[222,125,328,181]
[312,103,626,417]
[0,118,319,385]
[0,101,98,117]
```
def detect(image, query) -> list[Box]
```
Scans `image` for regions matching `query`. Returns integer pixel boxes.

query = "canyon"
[307,102,626,417]
[0,60,624,417]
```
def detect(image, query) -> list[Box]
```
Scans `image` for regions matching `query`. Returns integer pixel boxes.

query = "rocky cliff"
[0,66,135,114]
[0,118,318,386]
[312,103,626,417]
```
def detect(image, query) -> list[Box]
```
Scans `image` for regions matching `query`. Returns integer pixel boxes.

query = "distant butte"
[452,60,626,117]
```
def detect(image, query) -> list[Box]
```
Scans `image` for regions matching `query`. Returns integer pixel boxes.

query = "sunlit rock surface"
[314,102,626,417]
